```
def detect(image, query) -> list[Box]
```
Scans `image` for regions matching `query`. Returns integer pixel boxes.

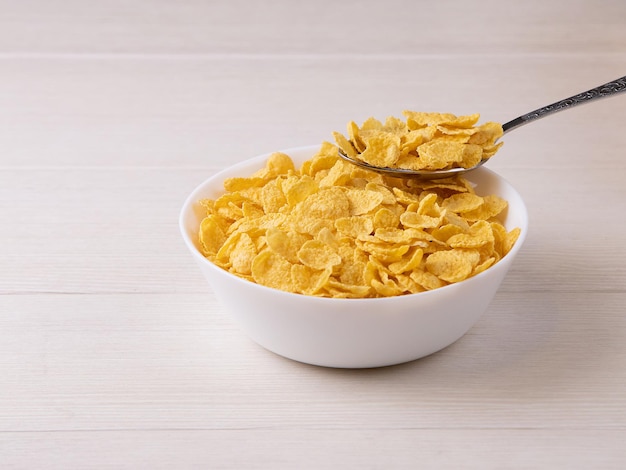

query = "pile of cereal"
[197,140,520,298]
[333,111,503,170]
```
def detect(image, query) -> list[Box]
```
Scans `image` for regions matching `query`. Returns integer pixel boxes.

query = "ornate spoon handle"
[502,75,626,134]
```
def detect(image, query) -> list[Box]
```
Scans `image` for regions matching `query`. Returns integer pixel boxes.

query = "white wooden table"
[2,1,626,468]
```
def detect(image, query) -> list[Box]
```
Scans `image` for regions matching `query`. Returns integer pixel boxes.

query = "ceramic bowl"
[179,146,528,368]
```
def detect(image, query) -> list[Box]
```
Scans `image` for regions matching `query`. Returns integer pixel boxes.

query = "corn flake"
[425,249,481,283]
[251,250,294,291]
[297,239,342,270]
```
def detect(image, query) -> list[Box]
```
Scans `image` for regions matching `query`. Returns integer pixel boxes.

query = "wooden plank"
[1,429,625,469]
[0,56,624,168]
[0,0,625,55]
[1,293,625,432]
[2,165,625,294]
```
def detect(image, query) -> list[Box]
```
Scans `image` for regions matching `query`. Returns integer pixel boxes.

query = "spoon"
[337,75,626,179]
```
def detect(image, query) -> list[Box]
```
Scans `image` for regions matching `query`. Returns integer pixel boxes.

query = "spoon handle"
[502,75,626,134]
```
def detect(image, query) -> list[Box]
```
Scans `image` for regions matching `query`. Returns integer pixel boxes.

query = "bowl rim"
[179,145,528,304]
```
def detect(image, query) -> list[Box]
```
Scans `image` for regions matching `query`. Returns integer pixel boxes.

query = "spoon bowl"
[338,75,626,179]
[338,150,489,179]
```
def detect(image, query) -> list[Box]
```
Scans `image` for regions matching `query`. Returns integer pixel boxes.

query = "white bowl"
[180,145,528,368]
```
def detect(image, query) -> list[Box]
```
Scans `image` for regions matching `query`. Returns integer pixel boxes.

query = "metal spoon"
[337,75,626,179]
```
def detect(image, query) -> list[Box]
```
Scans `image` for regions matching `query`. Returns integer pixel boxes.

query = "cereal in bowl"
[197,143,519,298]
